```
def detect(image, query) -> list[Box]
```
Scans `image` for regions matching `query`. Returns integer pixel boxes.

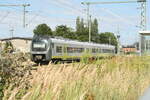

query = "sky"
[0,0,149,45]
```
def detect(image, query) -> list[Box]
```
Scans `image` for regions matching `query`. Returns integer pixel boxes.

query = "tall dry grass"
[14,56,150,100]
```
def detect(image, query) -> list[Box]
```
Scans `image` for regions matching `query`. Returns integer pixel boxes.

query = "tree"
[54,25,77,40]
[80,18,85,33]
[77,27,89,42]
[91,18,99,42]
[76,17,85,33]
[33,24,53,36]
[75,17,89,41]
[75,17,100,42]
[76,17,80,33]
[92,18,98,34]
[99,32,118,46]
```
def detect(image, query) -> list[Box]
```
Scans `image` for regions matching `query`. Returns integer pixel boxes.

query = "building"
[122,46,137,54]
[139,31,150,55]
[0,37,32,53]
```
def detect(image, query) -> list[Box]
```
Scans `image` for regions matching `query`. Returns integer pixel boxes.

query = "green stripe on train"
[52,53,114,60]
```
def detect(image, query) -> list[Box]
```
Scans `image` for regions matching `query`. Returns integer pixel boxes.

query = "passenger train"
[30,35,115,63]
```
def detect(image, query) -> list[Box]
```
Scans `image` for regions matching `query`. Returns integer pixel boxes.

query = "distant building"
[122,46,137,54]
[139,31,150,55]
[0,37,32,52]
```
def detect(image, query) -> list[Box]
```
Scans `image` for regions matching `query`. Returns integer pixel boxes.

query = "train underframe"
[31,53,114,64]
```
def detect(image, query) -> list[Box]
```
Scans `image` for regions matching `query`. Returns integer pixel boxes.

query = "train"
[30,35,116,63]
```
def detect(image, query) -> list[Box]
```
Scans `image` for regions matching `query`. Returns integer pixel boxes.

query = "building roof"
[139,31,150,35]
[0,37,32,41]
[122,47,136,48]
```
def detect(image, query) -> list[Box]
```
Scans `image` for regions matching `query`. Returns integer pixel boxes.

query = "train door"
[47,39,53,61]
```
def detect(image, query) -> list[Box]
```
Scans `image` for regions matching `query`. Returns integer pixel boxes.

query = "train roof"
[32,35,115,49]
[50,38,115,49]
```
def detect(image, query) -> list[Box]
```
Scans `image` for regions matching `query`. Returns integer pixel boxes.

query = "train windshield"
[32,38,48,51]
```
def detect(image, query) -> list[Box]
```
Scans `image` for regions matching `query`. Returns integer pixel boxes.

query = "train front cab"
[31,37,52,63]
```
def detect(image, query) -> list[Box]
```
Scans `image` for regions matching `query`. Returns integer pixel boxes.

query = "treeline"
[33,17,118,46]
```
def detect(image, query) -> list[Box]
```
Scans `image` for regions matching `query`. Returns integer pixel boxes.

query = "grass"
[5,55,150,100]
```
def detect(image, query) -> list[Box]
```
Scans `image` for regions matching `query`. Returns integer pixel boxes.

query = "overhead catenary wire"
[0,11,10,24]
[0,1,94,29]
[0,4,30,28]
[100,8,137,26]
[54,0,85,14]
[22,0,86,27]
[26,13,39,27]
[44,0,86,17]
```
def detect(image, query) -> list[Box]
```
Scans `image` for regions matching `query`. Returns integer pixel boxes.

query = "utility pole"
[89,15,92,43]
[82,2,91,42]
[0,4,30,28]
[117,35,120,54]
[140,1,147,31]
[139,0,146,55]
[22,4,30,28]
[10,28,14,38]
[117,25,120,55]
[109,37,111,45]
[87,3,90,27]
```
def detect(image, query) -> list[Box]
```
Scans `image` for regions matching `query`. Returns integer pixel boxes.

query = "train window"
[64,46,67,53]
[103,49,107,53]
[86,48,89,53]
[99,49,101,53]
[92,48,97,53]
[82,48,84,52]
[96,49,99,53]
[75,48,83,53]
[102,49,106,53]
[75,48,84,53]
[67,47,74,53]
[67,47,84,53]
[74,48,77,53]
[56,46,62,53]
[102,49,111,53]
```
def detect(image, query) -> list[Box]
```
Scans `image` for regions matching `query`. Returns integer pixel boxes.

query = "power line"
[0,11,10,23]
[45,0,85,16]
[26,13,39,27]
[54,0,85,14]
[0,4,30,28]
[10,28,14,38]
[100,8,136,26]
